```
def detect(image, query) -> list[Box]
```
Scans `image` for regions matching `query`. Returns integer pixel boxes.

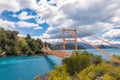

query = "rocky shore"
[34,73,49,80]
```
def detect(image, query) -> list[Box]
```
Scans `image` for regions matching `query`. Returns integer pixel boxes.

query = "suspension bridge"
[41,28,120,63]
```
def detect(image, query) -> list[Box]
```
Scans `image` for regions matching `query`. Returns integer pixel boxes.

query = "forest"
[0,28,44,56]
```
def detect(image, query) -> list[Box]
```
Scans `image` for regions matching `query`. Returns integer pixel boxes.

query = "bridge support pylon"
[62,28,78,52]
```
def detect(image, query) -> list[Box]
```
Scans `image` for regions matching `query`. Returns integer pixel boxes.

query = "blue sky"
[0,8,49,36]
[0,0,120,44]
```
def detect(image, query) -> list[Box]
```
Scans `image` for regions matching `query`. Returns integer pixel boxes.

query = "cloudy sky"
[0,0,120,44]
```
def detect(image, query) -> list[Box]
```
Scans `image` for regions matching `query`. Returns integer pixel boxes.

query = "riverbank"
[34,73,49,80]
[0,28,47,57]
[35,61,120,80]
[34,51,120,80]
[0,52,45,57]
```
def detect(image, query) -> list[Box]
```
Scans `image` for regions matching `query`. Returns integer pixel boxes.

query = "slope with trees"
[0,28,44,56]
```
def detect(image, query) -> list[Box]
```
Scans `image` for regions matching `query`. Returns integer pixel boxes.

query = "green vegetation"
[48,65,71,80]
[48,51,120,80]
[113,55,120,60]
[0,28,44,56]
[63,51,102,75]
[77,62,120,80]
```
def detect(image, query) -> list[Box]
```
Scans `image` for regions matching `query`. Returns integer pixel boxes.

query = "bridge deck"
[43,50,72,59]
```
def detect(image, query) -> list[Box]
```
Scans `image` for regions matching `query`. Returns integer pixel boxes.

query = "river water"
[0,56,62,80]
[0,48,120,80]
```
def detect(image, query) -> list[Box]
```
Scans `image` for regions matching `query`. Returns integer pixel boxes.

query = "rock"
[34,73,49,80]
[0,52,6,57]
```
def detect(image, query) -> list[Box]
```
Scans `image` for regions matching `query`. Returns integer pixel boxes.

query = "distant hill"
[78,42,120,49]
[51,42,120,50]
[77,42,93,49]
[51,43,86,50]
[97,44,120,49]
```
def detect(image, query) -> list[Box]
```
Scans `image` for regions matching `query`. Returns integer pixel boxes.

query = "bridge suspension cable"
[41,28,120,63]
[80,31,120,48]
[69,32,120,63]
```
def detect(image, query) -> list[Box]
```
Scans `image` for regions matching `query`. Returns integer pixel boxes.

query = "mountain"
[51,43,86,50]
[97,44,120,49]
[51,42,120,49]
[77,42,93,49]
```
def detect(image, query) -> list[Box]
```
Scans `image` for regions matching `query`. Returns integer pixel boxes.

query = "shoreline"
[34,73,50,80]
[0,52,45,57]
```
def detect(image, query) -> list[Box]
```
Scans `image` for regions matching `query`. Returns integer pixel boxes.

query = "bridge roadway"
[43,49,72,59]
[43,49,120,64]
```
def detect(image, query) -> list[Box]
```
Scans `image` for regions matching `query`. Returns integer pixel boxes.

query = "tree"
[11,30,19,40]
[0,28,44,56]
[11,46,21,55]
[0,47,2,54]
[26,34,31,40]
[92,55,103,65]
[4,45,12,55]
[64,51,93,75]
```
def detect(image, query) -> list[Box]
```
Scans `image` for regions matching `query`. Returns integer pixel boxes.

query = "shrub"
[48,65,71,80]
[77,62,120,80]
[64,51,94,75]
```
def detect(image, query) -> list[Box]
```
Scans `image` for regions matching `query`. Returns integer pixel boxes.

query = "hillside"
[0,28,43,57]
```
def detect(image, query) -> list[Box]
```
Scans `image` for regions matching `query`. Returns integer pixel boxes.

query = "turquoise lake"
[0,56,62,80]
[0,48,120,80]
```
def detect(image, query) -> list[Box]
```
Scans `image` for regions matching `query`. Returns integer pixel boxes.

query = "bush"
[64,51,94,75]
[48,65,71,80]
[77,62,120,80]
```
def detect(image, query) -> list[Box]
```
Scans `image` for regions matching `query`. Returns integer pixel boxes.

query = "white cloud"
[35,0,120,40]
[12,14,18,18]
[0,0,39,14]
[17,0,39,10]
[16,21,36,28]
[103,29,120,39]
[34,26,43,30]
[17,11,35,20]
[0,19,42,30]
[0,0,20,13]
[16,21,42,30]
[111,16,120,24]
[0,19,15,29]
[80,37,120,45]
[18,34,26,37]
